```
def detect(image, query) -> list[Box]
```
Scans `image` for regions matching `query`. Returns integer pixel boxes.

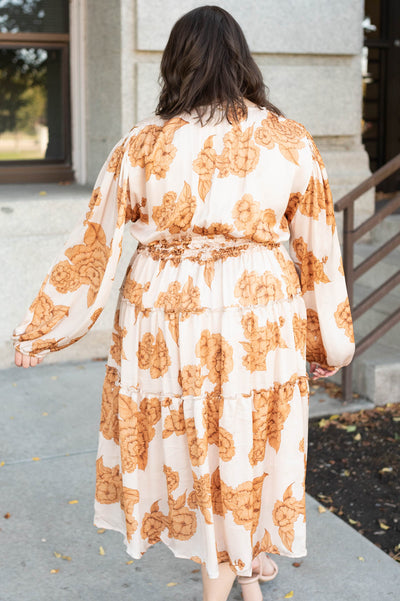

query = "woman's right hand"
[309,362,339,380]
[14,350,44,368]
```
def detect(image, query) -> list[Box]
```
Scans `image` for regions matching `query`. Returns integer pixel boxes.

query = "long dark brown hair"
[155,5,284,124]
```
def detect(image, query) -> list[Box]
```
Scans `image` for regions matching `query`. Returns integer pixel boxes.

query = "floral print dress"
[12,106,355,579]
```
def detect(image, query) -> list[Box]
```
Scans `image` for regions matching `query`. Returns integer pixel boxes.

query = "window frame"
[0,31,73,183]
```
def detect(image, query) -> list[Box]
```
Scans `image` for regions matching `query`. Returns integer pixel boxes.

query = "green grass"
[0,151,44,160]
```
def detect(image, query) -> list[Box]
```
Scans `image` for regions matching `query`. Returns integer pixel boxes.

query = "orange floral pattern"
[137,328,171,379]
[234,269,284,305]
[50,222,111,307]
[95,456,122,504]
[155,276,204,343]
[109,309,127,364]
[221,473,267,534]
[195,330,234,389]
[107,142,125,179]
[274,249,301,297]
[306,309,336,369]
[84,187,102,225]
[119,394,161,473]
[249,375,304,465]
[128,117,188,180]
[120,487,140,542]
[193,135,218,201]
[13,107,355,576]
[240,312,287,372]
[162,402,186,439]
[140,465,197,544]
[232,194,280,243]
[292,236,330,292]
[254,112,306,165]
[334,298,355,343]
[18,277,69,342]
[152,182,197,234]
[272,483,305,552]
[292,314,307,358]
[216,123,260,177]
[99,365,120,444]
[121,270,151,322]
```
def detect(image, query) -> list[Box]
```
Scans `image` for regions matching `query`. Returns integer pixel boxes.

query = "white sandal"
[237,553,279,585]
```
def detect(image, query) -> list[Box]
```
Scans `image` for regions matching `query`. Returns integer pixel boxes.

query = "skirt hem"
[93,515,308,579]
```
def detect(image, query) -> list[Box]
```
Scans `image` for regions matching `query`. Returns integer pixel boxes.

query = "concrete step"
[370,214,400,245]
[353,341,400,405]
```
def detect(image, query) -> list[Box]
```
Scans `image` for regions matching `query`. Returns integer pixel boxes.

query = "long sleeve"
[285,132,355,370]
[12,135,135,358]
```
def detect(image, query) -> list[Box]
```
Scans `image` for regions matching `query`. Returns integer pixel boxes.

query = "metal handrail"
[333,153,400,402]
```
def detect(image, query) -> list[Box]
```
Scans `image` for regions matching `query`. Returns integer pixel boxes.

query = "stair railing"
[333,153,400,402]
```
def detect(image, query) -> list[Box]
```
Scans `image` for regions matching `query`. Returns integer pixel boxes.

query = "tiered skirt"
[93,235,309,578]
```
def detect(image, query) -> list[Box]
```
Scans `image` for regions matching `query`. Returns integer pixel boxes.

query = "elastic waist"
[136,234,280,263]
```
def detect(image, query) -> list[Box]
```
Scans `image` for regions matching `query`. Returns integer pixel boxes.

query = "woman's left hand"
[14,350,44,368]
[309,361,339,380]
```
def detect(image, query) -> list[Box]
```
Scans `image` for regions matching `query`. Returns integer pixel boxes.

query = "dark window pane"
[0,0,69,34]
[0,47,66,161]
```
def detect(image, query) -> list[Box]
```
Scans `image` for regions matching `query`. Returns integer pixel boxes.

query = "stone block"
[136,0,363,55]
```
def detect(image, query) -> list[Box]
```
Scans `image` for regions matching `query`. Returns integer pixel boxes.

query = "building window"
[0,0,73,182]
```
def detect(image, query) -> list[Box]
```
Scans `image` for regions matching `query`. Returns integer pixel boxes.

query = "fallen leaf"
[345,425,357,433]
[354,433,361,441]
[343,469,350,476]
[284,592,294,599]
[379,467,393,474]
[318,418,329,428]
[99,546,105,555]
[32,457,40,461]
[167,583,177,587]
[329,414,340,420]
[68,500,79,504]
[318,505,326,513]
[51,375,58,380]
[42,412,48,416]
[292,562,301,567]
[192,569,200,573]
[126,560,134,565]
[0,461,4,467]
[348,518,358,525]
[62,556,71,561]
[317,494,333,503]
[357,556,365,561]
[4,513,11,519]
[53,551,61,558]
[97,528,105,533]
[378,520,390,530]
[39,191,47,196]
[50,569,59,574]
[392,416,400,422]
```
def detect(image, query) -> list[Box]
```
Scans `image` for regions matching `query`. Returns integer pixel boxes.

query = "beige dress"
[12,106,355,578]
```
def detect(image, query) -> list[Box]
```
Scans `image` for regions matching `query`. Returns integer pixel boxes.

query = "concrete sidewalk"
[1,360,399,601]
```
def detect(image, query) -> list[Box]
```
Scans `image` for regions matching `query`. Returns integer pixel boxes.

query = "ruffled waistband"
[136,234,280,262]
